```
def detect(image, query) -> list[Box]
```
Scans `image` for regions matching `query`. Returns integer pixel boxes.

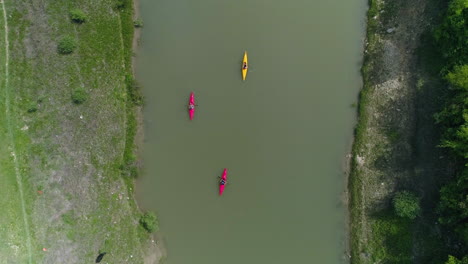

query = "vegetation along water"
[349,0,467,263]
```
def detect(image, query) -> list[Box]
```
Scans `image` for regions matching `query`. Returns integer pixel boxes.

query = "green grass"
[0,0,152,262]
[368,211,413,263]
[0,2,37,263]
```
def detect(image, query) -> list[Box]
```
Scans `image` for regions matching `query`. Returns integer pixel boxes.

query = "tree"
[435,64,468,158]
[393,191,421,219]
[446,65,468,90]
[434,0,468,68]
[438,170,468,229]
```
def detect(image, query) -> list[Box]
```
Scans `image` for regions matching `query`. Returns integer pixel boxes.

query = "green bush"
[57,35,77,54]
[115,0,127,9]
[140,212,158,233]
[70,9,87,24]
[71,88,87,104]
[125,74,143,106]
[133,18,143,28]
[27,102,38,113]
[393,191,421,219]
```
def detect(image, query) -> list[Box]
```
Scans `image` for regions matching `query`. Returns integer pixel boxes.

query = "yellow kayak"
[241,51,248,80]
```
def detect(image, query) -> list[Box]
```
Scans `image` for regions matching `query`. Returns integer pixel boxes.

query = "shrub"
[133,18,143,28]
[393,191,421,219]
[57,35,77,54]
[140,212,158,233]
[71,88,87,104]
[115,0,127,9]
[27,102,38,113]
[69,9,87,24]
[125,74,143,106]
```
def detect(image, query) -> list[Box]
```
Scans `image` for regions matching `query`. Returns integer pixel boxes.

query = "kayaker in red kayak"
[188,92,195,120]
[219,168,227,195]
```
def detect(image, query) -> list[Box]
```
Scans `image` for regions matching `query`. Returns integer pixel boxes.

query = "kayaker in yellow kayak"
[242,62,248,69]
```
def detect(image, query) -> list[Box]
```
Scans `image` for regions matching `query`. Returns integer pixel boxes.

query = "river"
[135,0,366,263]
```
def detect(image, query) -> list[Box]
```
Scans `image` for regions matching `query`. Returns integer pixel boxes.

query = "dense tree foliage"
[437,170,468,236]
[434,0,468,260]
[445,255,468,264]
[434,0,468,68]
[446,65,468,89]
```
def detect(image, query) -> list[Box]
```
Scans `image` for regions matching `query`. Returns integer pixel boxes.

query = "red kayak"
[188,92,195,120]
[219,168,227,196]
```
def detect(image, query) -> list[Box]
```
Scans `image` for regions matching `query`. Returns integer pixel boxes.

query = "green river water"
[135,0,367,263]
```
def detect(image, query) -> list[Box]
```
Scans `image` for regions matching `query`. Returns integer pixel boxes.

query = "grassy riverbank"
[348,0,460,263]
[0,0,158,263]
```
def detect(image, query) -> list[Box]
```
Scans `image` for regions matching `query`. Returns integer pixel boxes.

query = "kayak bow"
[219,168,227,196]
[188,92,195,120]
[242,51,248,81]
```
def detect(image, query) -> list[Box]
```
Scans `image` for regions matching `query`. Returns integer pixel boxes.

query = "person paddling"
[242,62,248,69]
[188,104,195,110]
[220,179,226,185]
